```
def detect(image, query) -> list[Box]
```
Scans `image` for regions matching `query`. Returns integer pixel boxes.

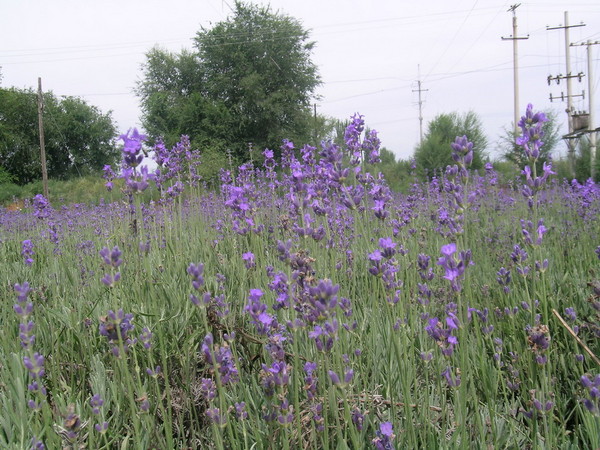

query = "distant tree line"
[2,1,598,190]
[0,87,119,185]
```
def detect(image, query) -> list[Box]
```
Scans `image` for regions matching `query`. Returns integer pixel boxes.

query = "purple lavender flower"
[364,129,381,164]
[21,240,34,266]
[436,243,473,292]
[200,378,217,401]
[23,352,45,378]
[277,398,294,425]
[95,422,109,434]
[206,408,227,427]
[372,421,395,449]
[235,402,248,420]
[139,327,153,349]
[580,374,600,415]
[102,165,116,191]
[187,262,205,289]
[245,289,277,335]
[268,271,290,309]
[27,381,46,397]
[18,321,36,349]
[138,394,150,413]
[378,237,396,259]
[261,361,290,397]
[242,251,256,269]
[450,135,474,172]
[420,351,433,362]
[527,324,550,364]
[328,370,341,385]
[437,243,459,280]
[101,272,121,288]
[510,244,528,264]
[123,165,154,193]
[146,366,161,378]
[120,128,147,168]
[99,246,123,268]
[442,366,461,387]
[99,309,134,356]
[304,362,318,400]
[14,299,34,321]
[564,307,577,322]
[496,267,511,293]
[32,194,51,220]
[90,394,104,415]
[352,409,365,431]
[516,104,548,161]
[372,199,388,220]
[425,317,458,356]
[30,437,45,449]
[15,282,31,303]
[201,333,239,385]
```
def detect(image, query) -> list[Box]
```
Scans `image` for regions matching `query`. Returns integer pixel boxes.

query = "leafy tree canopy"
[572,135,600,182]
[137,1,321,162]
[0,87,119,185]
[413,111,487,177]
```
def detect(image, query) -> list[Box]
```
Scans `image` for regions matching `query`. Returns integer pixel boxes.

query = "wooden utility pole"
[548,12,586,178]
[501,4,529,135]
[37,77,49,199]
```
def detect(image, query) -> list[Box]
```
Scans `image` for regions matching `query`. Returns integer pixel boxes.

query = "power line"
[444,2,509,75]
[0,6,506,61]
[0,37,193,57]
[424,0,480,81]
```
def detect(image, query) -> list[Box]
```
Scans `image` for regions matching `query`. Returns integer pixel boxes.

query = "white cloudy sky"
[1,0,599,161]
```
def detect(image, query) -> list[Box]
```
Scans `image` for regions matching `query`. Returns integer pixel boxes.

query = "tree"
[413,111,487,177]
[137,1,320,161]
[573,136,600,182]
[0,87,118,184]
[498,109,560,173]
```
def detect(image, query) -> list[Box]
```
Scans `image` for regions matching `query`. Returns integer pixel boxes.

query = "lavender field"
[1,107,599,449]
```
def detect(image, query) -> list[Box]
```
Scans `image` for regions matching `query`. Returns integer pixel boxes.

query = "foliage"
[413,111,487,177]
[0,176,155,208]
[498,109,561,174]
[0,165,14,184]
[137,1,320,163]
[368,149,414,193]
[0,87,119,185]
[574,136,600,183]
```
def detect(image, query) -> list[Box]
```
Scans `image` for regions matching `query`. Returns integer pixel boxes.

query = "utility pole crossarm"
[570,40,600,47]
[546,23,586,31]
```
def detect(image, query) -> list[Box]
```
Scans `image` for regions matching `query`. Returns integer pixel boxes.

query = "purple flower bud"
[90,394,104,415]
[95,422,109,433]
[328,370,341,385]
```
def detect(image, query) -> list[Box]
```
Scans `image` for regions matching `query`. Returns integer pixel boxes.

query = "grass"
[0,138,599,449]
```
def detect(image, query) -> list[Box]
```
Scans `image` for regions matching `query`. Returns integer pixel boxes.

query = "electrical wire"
[423,0,480,82]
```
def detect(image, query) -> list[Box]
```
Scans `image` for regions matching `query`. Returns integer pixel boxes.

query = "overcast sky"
[1,0,599,161]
